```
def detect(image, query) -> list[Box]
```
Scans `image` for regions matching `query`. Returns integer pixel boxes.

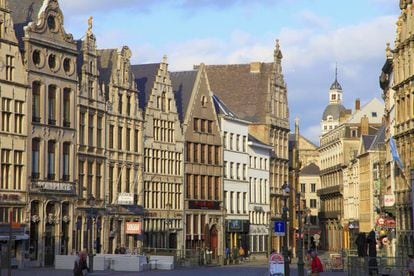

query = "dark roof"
[369,124,386,151]
[212,94,237,118]
[170,70,198,123]
[248,134,269,147]
[361,135,376,151]
[9,0,45,48]
[300,163,320,176]
[131,63,160,110]
[330,79,342,90]
[322,103,346,120]
[203,63,274,122]
[97,49,117,99]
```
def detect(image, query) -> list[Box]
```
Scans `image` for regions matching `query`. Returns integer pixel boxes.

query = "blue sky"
[60,0,399,144]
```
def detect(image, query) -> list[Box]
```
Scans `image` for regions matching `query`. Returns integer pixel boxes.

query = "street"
[3,263,348,276]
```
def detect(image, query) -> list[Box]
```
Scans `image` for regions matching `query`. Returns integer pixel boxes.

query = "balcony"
[317,185,342,197]
[318,210,341,220]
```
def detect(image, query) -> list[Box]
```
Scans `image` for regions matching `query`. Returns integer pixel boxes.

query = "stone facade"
[387,0,414,257]
[171,64,224,260]
[132,57,184,251]
[203,40,290,254]
[0,0,29,268]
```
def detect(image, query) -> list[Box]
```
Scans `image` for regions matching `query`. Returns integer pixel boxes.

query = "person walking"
[238,246,245,262]
[73,251,89,276]
[310,250,323,276]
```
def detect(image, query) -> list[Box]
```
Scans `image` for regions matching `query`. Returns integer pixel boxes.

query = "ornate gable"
[24,0,74,45]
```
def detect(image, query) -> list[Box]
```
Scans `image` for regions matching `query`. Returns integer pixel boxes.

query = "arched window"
[32,81,41,123]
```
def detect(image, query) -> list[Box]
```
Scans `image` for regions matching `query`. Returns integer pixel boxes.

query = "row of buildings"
[0,0,291,268]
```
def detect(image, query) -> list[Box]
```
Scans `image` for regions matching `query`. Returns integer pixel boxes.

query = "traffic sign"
[274,220,286,236]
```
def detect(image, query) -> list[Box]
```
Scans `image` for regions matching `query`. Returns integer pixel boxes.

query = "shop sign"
[188,200,220,210]
[35,181,73,192]
[0,194,20,201]
[227,220,249,232]
[384,219,396,228]
[125,222,141,234]
[118,193,134,205]
[383,195,395,207]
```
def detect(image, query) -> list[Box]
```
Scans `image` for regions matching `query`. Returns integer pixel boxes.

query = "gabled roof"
[170,70,198,123]
[369,124,386,151]
[361,135,376,152]
[9,0,44,46]
[131,63,160,110]
[203,63,274,122]
[300,162,320,176]
[212,94,237,118]
[346,98,384,124]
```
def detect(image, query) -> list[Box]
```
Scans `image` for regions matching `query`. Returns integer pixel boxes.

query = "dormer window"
[372,112,377,117]
[331,94,336,100]
[327,115,333,121]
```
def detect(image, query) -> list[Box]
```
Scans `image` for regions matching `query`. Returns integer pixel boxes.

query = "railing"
[347,255,407,275]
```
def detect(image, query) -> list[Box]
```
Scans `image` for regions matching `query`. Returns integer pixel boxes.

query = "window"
[242,136,247,152]
[229,133,233,150]
[194,118,199,132]
[243,164,247,180]
[32,82,41,123]
[47,15,56,30]
[134,129,139,152]
[118,126,122,150]
[63,89,71,127]
[2,98,11,132]
[215,147,220,165]
[109,125,114,148]
[224,161,227,178]
[194,143,198,162]
[88,80,93,98]
[236,135,240,151]
[14,151,23,190]
[161,92,166,112]
[48,85,56,125]
[127,95,131,115]
[201,175,205,199]
[125,167,130,193]
[6,55,14,81]
[300,183,306,193]
[118,94,122,114]
[125,128,130,151]
[208,121,213,133]
[31,139,40,179]
[63,143,70,181]
[201,144,206,163]
[236,163,240,179]
[208,176,213,200]
[200,119,206,132]
[311,183,316,193]
[230,162,234,179]
[47,141,55,180]
[310,199,317,208]
[48,54,56,70]
[97,116,102,148]
[372,112,377,117]
[88,114,94,147]
[80,112,85,145]
[208,145,213,164]
[96,163,101,199]
[331,94,336,100]
[108,165,114,203]
[78,161,84,197]
[223,132,227,148]
[1,149,11,189]
[63,58,71,74]
[87,162,93,195]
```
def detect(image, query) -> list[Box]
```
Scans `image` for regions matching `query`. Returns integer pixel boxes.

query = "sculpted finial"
[87,16,93,33]
[385,43,392,59]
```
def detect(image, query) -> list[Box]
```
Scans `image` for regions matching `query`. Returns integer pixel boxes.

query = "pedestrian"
[73,251,89,276]
[355,232,367,257]
[225,247,231,261]
[407,254,414,276]
[119,244,126,254]
[238,246,245,262]
[366,229,378,276]
[310,250,323,276]
[114,245,120,254]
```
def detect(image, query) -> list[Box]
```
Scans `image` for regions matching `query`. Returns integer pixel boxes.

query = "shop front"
[226,219,249,254]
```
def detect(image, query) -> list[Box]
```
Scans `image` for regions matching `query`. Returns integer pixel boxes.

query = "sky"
[59,0,400,144]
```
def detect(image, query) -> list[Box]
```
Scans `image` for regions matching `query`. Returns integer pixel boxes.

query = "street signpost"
[274,220,286,237]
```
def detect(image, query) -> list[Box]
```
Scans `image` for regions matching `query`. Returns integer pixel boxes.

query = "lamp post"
[87,194,95,272]
[305,208,311,251]
[281,183,290,276]
[282,182,305,276]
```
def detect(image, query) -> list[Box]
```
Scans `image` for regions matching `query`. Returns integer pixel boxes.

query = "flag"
[389,137,404,169]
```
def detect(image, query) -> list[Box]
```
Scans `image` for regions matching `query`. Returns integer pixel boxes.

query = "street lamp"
[281,183,290,276]
[305,208,311,251]
[282,182,305,276]
[87,194,95,272]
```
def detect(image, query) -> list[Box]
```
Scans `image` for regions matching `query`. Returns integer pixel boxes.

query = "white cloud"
[301,124,321,146]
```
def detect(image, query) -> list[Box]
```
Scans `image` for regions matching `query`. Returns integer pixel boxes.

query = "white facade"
[247,137,271,255]
[220,113,250,251]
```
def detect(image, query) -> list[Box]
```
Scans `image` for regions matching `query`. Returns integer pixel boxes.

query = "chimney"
[250,62,261,73]
[361,115,369,135]
[355,98,361,111]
